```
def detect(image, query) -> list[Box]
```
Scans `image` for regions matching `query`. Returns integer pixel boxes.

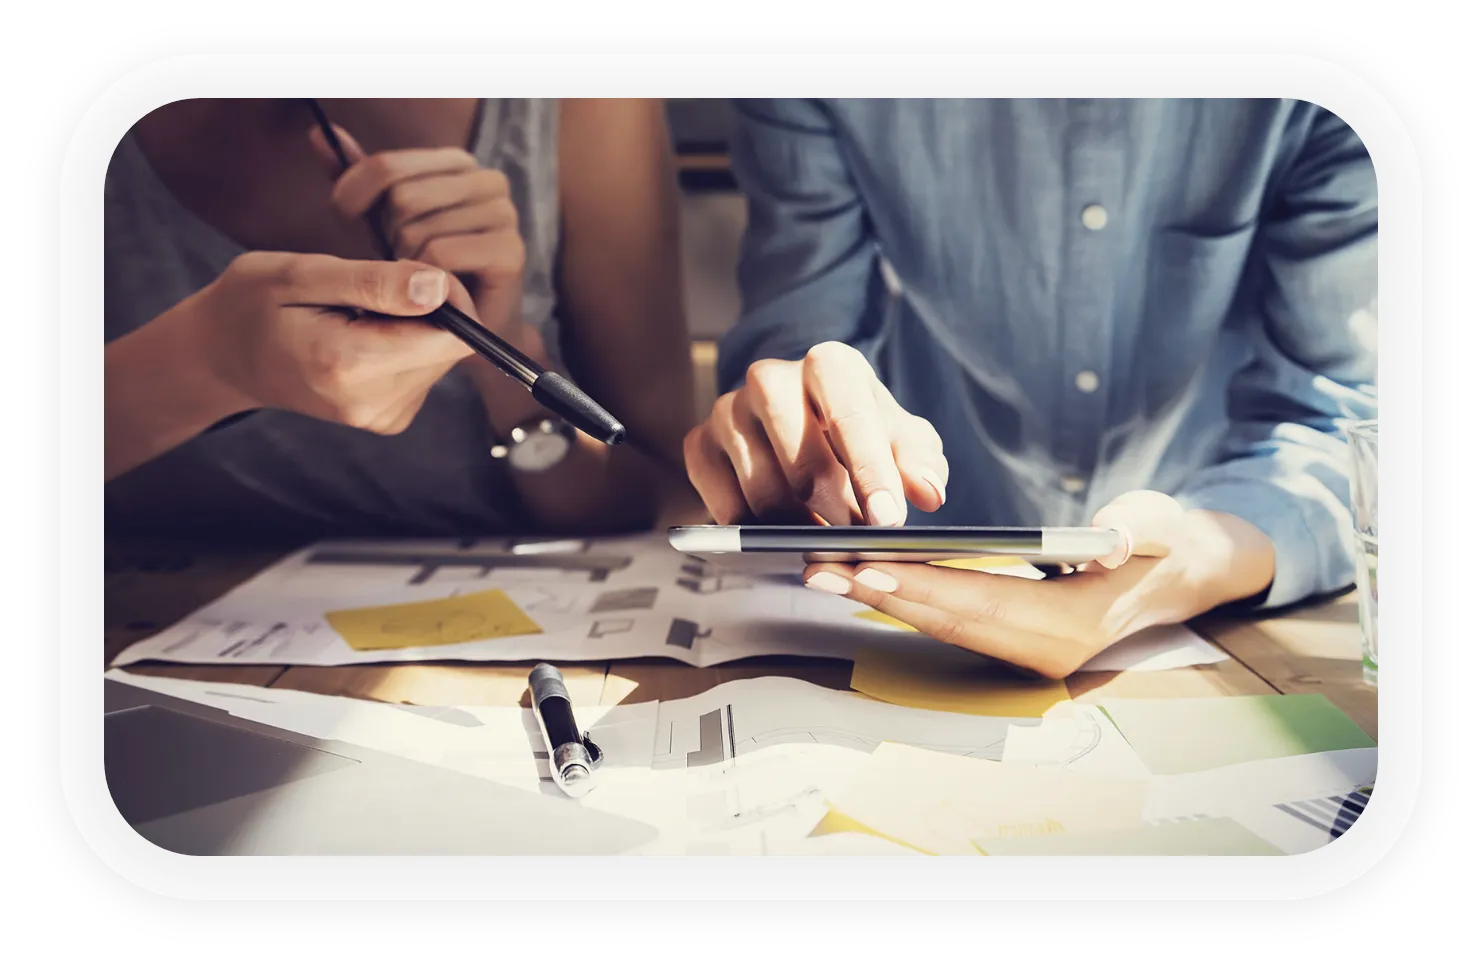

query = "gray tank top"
[105,99,562,540]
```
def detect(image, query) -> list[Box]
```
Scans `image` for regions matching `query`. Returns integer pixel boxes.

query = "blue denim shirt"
[719,99,1377,609]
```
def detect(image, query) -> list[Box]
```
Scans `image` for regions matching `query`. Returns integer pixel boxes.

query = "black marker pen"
[528,663,602,798]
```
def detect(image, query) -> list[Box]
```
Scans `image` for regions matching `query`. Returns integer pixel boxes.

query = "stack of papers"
[811,693,1377,856]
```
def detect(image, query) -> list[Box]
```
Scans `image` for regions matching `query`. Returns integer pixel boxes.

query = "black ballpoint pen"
[305,99,626,446]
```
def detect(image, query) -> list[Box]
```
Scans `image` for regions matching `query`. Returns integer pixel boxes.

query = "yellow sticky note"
[808,809,926,853]
[827,742,1148,855]
[325,588,542,652]
[850,643,1070,717]
[852,609,919,632]
[931,556,1030,572]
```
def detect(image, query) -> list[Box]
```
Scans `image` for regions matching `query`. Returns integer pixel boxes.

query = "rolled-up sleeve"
[717,99,892,392]
[1175,106,1379,609]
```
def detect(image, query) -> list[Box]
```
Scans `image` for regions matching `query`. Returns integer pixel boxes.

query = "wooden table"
[104,539,1377,740]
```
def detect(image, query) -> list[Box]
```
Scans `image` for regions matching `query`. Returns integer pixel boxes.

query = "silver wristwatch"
[490,416,576,474]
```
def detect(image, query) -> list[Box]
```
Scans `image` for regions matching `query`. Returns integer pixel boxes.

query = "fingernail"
[804,572,852,595]
[854,569,899,593]
[1107,527,1133,567]
[408,270,447,307]
[919,468,947,506]
[866,491,902,526]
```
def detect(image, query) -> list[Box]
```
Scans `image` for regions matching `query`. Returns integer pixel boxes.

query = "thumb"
[1090,490,1186,569]
[307,122,367,177]
[276,255,450,317]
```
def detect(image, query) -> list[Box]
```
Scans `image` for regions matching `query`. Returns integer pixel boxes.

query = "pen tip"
[532,372,626,446]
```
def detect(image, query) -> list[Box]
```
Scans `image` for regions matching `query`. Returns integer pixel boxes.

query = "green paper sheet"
[1099,694,1375,775]
[973,817,1283,855]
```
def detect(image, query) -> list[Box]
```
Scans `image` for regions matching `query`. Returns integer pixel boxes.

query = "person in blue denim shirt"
[683,99,1377,678]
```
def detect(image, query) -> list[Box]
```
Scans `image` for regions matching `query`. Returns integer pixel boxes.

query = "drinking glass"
[1346,420,1378,686]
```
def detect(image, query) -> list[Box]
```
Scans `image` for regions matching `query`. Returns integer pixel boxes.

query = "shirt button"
[1080,204,1108,231]
[1060,475,1087,494]
[1074,370,1100,393]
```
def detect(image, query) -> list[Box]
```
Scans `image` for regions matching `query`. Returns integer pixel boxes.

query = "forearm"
[1175,440,1360,610]
[1176,104,1378,609]
[105,303,247,481]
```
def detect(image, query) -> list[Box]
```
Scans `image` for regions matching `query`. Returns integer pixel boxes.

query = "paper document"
[1079,625,1229,672]
[1223,786,1373,855]
[1000,705,1151,779]
[973,817,1281,855]
[1101,694,1376,775]
[826,742,1148,855]
[1138,747,1377,854]
[111,535,921,669]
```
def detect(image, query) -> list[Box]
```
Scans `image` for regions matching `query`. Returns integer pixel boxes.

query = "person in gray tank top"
[105,98,698,541]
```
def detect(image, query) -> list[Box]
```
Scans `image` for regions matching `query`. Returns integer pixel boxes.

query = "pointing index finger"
[802,343,905,526]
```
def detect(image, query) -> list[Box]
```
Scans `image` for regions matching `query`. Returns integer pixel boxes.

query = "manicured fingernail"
[866,491,902,526]
[805,572,852,595]
[919,469,947,506]
[408,270,447,307]
[854,569,899,593]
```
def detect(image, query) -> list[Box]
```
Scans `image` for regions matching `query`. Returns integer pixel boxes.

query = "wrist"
[159,294,257,422]
[105,300,254,479]
[1178,509,1279,608]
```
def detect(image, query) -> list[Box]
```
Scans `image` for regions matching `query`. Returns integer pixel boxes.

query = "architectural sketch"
[304,547,633,584]
[588,619,635,639]
[589,587,659,612]
[686,707,735,767]
[1273,787,1370,839]
[665,619,711,650]
[675,555,757,594]
[521,587,580,614]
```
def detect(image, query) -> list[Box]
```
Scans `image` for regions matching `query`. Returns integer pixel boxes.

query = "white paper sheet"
[1140,748,1378,855]
[1000,705,1152,779]
[1079,624,1230,672]
[110,535,910,669]
[1142,747,1379,820]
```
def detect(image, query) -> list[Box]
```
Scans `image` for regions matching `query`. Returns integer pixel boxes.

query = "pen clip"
[581,732,604,769]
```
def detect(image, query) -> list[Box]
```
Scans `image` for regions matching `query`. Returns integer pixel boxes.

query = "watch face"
[509,429,572,473]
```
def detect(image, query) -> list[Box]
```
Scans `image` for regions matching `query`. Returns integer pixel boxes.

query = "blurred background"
[665,98,742,413]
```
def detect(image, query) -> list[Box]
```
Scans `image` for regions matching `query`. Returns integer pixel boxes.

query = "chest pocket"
[1148,222,1258,321]
[1137,222,1259,413]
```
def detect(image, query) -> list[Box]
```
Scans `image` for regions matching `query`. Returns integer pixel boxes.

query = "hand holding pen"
[307,119,529,350]
[305,100,625,446]
[151,251,477,437]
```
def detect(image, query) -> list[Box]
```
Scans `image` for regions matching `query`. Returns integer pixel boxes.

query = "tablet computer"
[667,525,1122,565]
